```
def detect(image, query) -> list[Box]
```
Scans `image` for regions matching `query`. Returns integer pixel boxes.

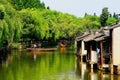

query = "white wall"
[113,27,120,65]
[81,41,87,55]
[91,51,98,63]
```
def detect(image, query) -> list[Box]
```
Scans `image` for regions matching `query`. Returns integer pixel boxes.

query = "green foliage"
[0,4,5,19]
[80,14,100,32]
[0,0,117,48]
[100,7,109,26]
[8,0,46,10]
[0,10,4,20]
[0,0,23,47]
[109,13,112,18]
[10,43,20,49]
[20,9,49,41]
[107,17,117,25]
[19,8,99,42]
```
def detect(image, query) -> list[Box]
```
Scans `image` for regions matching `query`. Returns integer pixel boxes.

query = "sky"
[41,0,120,17]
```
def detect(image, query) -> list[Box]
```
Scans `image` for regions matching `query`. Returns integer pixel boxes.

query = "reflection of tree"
[0,50,75,80]
[0,48,9,64]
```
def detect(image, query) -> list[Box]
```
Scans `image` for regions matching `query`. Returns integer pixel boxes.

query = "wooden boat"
[27,48,57,51]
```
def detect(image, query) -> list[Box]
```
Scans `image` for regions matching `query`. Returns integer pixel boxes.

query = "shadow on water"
[75,57,120,80]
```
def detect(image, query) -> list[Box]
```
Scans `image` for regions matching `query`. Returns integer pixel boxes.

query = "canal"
[0,49,120,80]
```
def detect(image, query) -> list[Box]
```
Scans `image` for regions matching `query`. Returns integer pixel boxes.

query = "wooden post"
[100,41,103,70]
[74,40,77,54]
[90,44,93,69]
[81,41,84,62]
[110,29,113,74]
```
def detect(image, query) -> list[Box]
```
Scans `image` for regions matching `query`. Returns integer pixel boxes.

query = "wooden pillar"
[81,41,84,62]
[74,40,77,54]
[110,29,113,74]
[90,44,93,69]
[100,41,103,70]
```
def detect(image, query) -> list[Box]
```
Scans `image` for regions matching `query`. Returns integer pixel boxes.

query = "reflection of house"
[75,24,120,74]
[75,59,87,80]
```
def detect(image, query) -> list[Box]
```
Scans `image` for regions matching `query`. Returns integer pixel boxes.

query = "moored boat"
[27,48,57,51]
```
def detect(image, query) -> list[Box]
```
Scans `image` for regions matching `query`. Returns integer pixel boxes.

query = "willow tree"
[56,13,78,39]
[41,10,63,40]
[0,0,23,47]
[20,8,49,41]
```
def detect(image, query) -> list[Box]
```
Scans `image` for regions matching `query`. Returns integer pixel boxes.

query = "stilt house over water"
[75,24,120,74]
[109,24,120,74]
[75,30,99,68]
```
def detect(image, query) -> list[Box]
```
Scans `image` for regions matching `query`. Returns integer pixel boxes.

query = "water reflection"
[0,49,76,80]
[0,48,9,64]
[75,57,120,80]
[1,49,120,80]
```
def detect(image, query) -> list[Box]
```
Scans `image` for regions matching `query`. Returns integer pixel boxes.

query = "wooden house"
[92,24,120,74]
[83,33,98,68]
[76,31,98,68]
[75,31,90,62]
[75,23,120,74]
[76,27,110,69]
[83,28,109,69]
[93,27,110,71]
[109,24,120,74]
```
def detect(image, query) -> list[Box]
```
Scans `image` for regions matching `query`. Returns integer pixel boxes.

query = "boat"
[27,48,57,52]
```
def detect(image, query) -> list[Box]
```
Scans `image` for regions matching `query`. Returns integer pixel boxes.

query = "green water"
[0,49,120,80]
[0,49,77,80]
